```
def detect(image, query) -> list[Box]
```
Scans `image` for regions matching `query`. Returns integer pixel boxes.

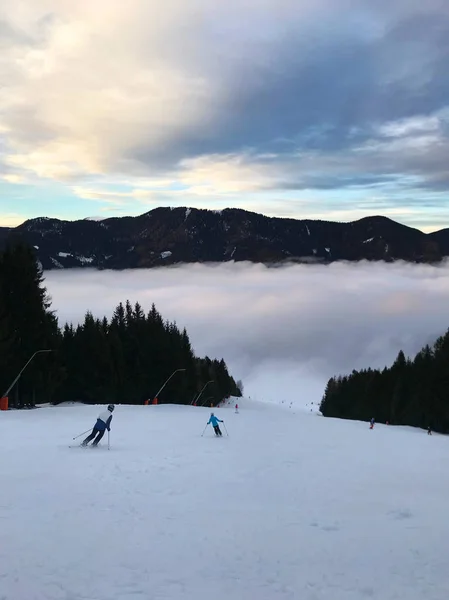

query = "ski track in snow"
[0,400,448,600]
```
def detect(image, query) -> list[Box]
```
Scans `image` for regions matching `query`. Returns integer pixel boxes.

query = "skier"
[207,412,223,436]
[82,404,115,446]
[235,403,239,414]
[369,417,375,429]
[427,426,432,435]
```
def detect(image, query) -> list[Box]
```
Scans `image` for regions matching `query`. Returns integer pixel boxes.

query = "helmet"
[211,412,214,416]
[108,404,115,412]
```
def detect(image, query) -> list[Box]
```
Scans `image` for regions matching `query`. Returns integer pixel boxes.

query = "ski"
[68,444,100,448]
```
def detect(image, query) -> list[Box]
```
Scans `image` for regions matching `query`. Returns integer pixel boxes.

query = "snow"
[161,250,172,259]
[363,237,375,244]
[50,257,64,268]
[58,252,72,258]
[34,245,39,249]
[325,247,330,253]
[1,400,448,600]
[305,224,311,236]
[185,208,192,220]
[77,255,94,264]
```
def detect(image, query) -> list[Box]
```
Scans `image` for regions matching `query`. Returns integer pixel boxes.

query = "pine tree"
[0,294,15,397]
[0,243,241,409]
[320,328,449,432]
[0,243,59,405]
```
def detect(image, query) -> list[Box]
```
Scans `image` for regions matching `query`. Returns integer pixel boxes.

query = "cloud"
[0,212,27,227]
[43,261,449,407]
[1,0,448,234]
[0,0,224,180]
[1,174,24,184]
[1,1,448,190]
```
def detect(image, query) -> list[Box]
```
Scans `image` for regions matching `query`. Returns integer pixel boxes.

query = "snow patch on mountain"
[77,255,94,264]
[50,257,64,269]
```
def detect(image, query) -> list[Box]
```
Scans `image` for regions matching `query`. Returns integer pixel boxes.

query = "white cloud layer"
[44,261,449,406]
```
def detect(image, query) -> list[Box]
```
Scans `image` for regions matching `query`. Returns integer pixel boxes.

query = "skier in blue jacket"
[208,412,223,436]
[82,405,114,446]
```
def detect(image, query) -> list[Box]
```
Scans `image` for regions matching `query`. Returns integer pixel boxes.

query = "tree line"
[0,242,241,407]
[320,329,449,432]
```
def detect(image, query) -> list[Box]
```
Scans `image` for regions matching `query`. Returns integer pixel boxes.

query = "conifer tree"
[0,243,59,405]
[320,328,449,432]
[0,243,241,409]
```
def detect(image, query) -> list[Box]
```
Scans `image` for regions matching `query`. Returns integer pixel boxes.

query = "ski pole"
[108,430,110,451]
[223,422,229,437]
[201,423,209,437]
[73,429,91,440]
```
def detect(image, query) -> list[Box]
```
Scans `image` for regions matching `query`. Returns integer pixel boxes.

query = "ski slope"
[1,400,448,600]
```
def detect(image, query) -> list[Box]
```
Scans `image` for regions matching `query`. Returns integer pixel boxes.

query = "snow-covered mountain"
[0,207,447,270]
[1,399,447,600]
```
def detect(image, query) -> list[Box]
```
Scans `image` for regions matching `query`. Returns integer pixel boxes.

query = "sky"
[44,261,449,405]
[0,0,449,232]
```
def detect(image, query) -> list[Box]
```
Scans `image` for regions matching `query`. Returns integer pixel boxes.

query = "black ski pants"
[213,425,222,436]
[83,427,106,445]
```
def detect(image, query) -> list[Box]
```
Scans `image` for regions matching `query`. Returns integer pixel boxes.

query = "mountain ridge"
[0,207,447,270]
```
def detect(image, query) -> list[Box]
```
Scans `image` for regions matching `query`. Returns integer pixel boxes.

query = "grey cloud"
[127,3,449,195]
[44,261,449,406]
[272,174,400,191]
[2,0,449,201]
[0,19,32,47]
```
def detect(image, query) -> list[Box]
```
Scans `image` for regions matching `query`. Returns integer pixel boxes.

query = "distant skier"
[235,403,239,414]
[427,426,432,435]
[82,405,115,446]
[369,417,375,429]
[207,412,223,436]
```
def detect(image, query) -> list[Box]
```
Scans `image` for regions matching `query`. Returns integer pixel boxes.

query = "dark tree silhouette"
[0,243,241,407]
[320,331,449,433]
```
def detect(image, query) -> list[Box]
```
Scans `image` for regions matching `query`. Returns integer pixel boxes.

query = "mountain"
[0,207,448,270]
[428,227,449,256]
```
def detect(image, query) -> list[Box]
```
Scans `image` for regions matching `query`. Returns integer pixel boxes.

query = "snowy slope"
[0,401,448,600]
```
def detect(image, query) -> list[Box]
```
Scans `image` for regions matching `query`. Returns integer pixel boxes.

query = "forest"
[320,330,449,432]
[0,243,241,407]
